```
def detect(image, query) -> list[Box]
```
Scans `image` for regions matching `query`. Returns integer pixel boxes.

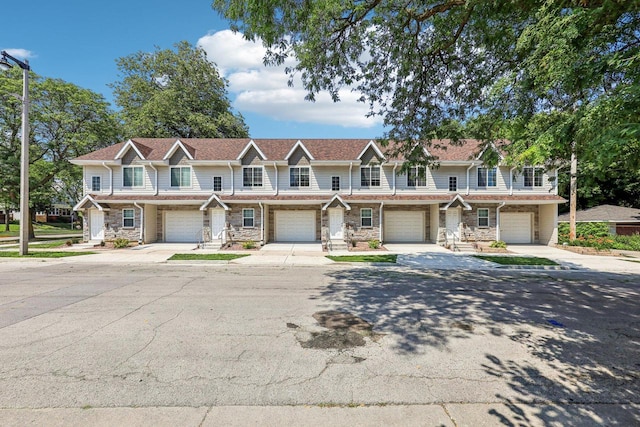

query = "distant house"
[558,204,640,235]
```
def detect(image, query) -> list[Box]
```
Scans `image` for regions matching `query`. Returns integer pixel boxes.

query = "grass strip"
[326,254,397,263]
[0,251,95,258]
[168,253,251,261]
[474,255,558,266]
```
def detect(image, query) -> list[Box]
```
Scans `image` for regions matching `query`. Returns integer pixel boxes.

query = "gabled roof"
[322,194,351,211]
[200,193,229,211]
[73,138,508,163]
[558,204,640,223]
[440,194,472,211]
[73,194,109,211]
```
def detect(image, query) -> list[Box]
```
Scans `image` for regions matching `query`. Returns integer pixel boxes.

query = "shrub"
[558,222,610,244]
[72,238,80,244]
[113,238,130,249]
[242,240,256,249]
[368,239,380,249]
[65,240,73,246]
[99,240,106,247]
[489,240,507,249]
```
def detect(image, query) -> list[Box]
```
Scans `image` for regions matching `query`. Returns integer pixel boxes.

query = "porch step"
[453,242,477,253]
[328,241,349,251]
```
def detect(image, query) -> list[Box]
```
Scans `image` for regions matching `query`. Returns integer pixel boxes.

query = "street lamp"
[1,51,30,255]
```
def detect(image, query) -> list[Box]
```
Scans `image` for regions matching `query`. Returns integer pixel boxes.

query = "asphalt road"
[0,261,638,426]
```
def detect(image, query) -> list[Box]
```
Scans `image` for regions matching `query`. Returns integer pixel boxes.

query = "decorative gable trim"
[322,194,351,211]
[114,139,146,160]
[440,194,472,211]
[237,139,267,161]
[163,139,194,161]
[285,140,315,161]
[200,193,229,211]
[73,194,109,211]
[475,142,504,162]
[357,140,385,162]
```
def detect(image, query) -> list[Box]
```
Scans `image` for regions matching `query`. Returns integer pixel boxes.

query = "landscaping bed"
[348,241,388,252]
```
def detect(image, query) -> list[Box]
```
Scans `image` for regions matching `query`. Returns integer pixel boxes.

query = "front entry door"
[90,209,104,240]
[329,208,344,239]
[210,208,226,243]
[445,208,460,241]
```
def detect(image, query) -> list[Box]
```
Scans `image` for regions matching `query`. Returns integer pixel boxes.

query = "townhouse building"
[72,138,564,247]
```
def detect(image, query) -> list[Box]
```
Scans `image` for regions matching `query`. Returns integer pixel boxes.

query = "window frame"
[331,176,340,191]
[289,166,310,188]
[242,208,255,228]
[360,165,381,187]
[448,176,458,192]
[122,166,144,188]
[242,167,263,187]
[91,176,101,192]
[213,176,223,192]
[170,166,192,188]
[360,208,373,228]
[477,167,497,188]
[122,208,135,228]
[477,208,490,228]
[524,167,544,187]
[407,166,427,187]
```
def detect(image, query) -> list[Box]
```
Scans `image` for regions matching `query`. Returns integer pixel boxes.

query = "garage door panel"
[165,211,203,243]
[275,211,316,241]
[385,211,425,242]
[500,213,532,243]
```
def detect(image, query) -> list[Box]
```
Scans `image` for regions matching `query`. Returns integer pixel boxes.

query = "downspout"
[227,162,234,195]
[466,162,475,196]
[379,202,384,243]
[496,202,506,242]
[273,162,278,196]
[349,162,353,195]
[134,202,144,243]
[509,167,516,196]
[148,164,158,196]
[392,163,398,195]
[102,162,113,195]
[259,202,264,245]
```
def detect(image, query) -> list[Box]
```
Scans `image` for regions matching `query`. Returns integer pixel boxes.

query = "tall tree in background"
[213,0,640,239]
[0,68,121,236]
[111,41,249,138]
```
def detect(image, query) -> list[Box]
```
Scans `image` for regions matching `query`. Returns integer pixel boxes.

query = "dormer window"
[524,167,543,187]
[408,166,427,187]
[123,166,143,187]
[243,167,263,187]
[361,165,381,187]
[290,167,310,187]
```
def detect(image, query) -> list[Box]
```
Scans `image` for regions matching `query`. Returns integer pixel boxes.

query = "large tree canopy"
[0,67,121,230]
[111,41,249,139]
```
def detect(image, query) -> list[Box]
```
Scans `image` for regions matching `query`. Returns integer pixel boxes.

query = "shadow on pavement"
[319,268,640,425]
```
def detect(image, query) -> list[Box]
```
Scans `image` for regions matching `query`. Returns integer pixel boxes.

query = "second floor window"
[449,176,458,192]
[361,165,381,187]
[290,167,310,187]
[408,166,427,187]
[524,167,544,187]
[171,167,191,187]
[91,176,101,192]
[477,167,497,187]
[213,176,222,192]
[243,167,263,187]
[123,166,143,187]
[332,176,340,191]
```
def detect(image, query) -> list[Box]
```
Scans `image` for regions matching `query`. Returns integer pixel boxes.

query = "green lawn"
[474,255,558,266]
[0,251,95,258]
[326,254,397,263]
[2,240,69,249]
[168,253,251,261]
[0,222,82,238]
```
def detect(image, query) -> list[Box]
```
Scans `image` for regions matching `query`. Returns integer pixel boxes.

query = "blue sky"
[2,1,384,139]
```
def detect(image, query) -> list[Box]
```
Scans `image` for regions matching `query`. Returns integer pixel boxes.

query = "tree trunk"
[28,208,35,240]
[569,141,578,241]
[4,203,9,232]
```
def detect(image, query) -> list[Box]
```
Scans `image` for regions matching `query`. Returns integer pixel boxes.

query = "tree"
[213,0,640,239]
[111,41,249,138]
[0,68,121,237]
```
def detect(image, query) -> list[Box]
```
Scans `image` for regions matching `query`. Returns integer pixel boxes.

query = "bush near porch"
[558,222,640,251]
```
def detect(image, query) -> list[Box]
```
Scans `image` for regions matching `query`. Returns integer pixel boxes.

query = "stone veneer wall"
[227,204,262,243]
[102,205,141,241]
[267,205,321,242]
[345,204,380,242]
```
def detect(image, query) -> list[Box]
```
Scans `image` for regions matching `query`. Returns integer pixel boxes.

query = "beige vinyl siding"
[83,166,107,194]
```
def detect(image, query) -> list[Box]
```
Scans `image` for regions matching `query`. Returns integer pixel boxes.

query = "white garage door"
[384,211,425,242]
[500,213,532,243]
[275,211,316,241]
[165,211,203,242]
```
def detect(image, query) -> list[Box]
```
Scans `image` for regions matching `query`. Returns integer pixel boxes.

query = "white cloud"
[197,30,381,129]
[2,49,35,60]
